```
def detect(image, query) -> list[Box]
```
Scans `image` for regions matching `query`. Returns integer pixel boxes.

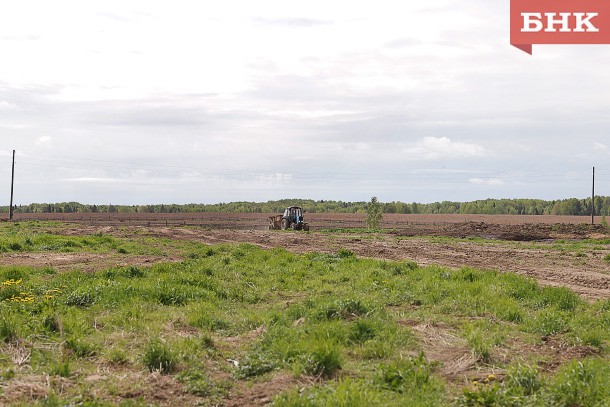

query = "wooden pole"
[9,150,15,220]
[591,167,595,225]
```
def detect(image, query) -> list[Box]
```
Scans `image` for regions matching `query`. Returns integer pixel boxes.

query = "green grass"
[0,223,608,405]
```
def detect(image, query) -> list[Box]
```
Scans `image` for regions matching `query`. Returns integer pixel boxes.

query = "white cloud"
[256,173,293,183]
[63,177,126,184]
[404,137,486,160]
[0,101,17,110]
[35,136,52,146]
[469,178,504,186]
[594,142,607,151]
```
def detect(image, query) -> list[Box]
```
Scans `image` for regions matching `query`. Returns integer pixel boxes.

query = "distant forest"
[3,197,610,216]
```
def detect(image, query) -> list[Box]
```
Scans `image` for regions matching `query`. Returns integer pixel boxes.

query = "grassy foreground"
[0,222,609,406]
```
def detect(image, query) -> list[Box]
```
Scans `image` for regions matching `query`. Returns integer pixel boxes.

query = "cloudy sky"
[1,1,610,205]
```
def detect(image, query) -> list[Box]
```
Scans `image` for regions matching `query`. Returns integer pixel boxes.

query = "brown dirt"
[0,252,179,273]
[10,212,610,231]
[225,373,300,407]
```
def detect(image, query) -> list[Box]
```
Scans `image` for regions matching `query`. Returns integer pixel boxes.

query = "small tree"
[366,196,383,229]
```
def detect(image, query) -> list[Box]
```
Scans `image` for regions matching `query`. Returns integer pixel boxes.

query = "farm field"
[10,212,610,231]
[0,219,609,406]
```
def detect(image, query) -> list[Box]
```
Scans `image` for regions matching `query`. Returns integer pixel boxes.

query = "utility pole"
[9,150,15,220]
[591,167,595,225]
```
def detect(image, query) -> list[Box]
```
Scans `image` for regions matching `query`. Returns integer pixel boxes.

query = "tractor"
[269,206,310,231]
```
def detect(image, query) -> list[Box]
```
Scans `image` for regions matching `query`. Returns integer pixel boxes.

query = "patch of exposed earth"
[0,252,180,273]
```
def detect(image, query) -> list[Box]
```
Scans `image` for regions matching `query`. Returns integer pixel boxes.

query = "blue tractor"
[269,206,309,231]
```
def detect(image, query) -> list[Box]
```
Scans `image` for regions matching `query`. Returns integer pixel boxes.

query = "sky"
[1,0,610,205]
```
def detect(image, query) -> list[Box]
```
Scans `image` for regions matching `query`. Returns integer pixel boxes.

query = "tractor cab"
[283,207,303,223]
[280,206,309,231]
[269,206,309,231]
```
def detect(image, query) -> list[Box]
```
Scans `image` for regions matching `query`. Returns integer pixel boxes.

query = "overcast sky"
[1,1,610,205]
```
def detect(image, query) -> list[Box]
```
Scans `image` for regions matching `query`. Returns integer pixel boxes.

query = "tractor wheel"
[303,224,310,231]
[281,219,289,230]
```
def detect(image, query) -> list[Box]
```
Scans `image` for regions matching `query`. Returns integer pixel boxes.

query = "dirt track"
[49,223,610,301]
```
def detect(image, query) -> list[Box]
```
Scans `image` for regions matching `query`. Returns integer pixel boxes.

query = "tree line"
[2,196,610,216]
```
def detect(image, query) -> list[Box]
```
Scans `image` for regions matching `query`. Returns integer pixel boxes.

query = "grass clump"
[234,352,277,379]
[548,358,610,406]
[0,315,18,343]
[301,342,342,377]
[142,338,177,374]
[375,354,444,402]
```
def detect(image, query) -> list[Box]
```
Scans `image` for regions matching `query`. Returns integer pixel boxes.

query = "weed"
[234,352,277,379]
[142,338,176,374]
[123,265,145,278]
[107,348,129,365]
[465,329,492,363]
[336,248,355,258]
[178,369,215,396]
[541,286,582,311]
[64,289,96,308]
[277,378,385,406]
[8,242,22,251]
[321,298,370,320]
[0,316,18,342]
[42,314,61,333]
[65,337,98,358]
[156,282,191,306]
[548,358,610,406]
[348,319,378,344]
[505,364,542,396]
[301,342,342,377]
[50,360,71,377]
[528,309,567,336]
